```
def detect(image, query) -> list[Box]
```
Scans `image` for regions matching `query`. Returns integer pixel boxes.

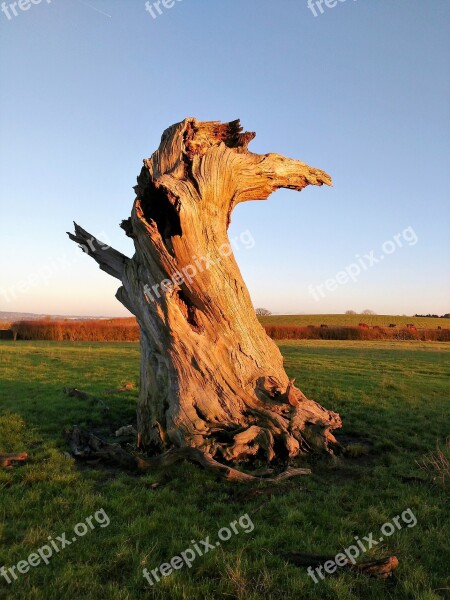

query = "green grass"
[0,340,449,600]
[259,314,447,329]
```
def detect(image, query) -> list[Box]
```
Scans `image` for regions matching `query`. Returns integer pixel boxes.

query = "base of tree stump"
[65,426,312,483]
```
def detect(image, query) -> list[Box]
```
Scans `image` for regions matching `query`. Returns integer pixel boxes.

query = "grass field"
[0,340,449,600]
[259,314,448,329]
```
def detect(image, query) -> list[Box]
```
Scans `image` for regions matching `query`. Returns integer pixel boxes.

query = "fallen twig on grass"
[63,387,110,414]
[65,427,136,469]
[285,552,399,579]
[0,452,28,469]
[104,383,134,395]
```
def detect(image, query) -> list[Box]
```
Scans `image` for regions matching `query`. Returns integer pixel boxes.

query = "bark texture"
[68,117,342,464]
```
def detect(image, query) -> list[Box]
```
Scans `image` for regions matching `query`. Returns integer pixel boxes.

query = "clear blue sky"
[1,0,449,316]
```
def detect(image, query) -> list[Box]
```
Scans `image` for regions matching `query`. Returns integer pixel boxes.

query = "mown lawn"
[0,340,449,600]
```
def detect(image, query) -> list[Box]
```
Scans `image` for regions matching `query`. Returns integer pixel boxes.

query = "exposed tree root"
[115,425,138,437]
[65,426,311,483]
[138,447,311,483]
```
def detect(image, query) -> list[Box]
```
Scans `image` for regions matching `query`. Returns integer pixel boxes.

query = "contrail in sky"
[75,0,112,18]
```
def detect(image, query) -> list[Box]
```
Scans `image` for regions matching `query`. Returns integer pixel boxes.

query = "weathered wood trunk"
[68,118,341,464]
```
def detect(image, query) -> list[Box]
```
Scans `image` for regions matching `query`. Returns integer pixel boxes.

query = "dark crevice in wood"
[182,125,202,196]
[136,171,182,249]
[175,289,202,332]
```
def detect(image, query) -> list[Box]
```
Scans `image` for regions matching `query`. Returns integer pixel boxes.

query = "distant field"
[259,314,447,329]
[0,340,448,600]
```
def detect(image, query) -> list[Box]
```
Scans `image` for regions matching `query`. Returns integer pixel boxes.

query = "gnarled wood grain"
[68,117,341,465]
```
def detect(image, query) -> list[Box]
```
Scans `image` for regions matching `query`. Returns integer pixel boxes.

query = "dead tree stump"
[68,118,341,467]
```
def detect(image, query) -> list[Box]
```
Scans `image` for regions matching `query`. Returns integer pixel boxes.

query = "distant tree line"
[264,325,450,342]
[255,308,272,316]
[12,318,139,342]
[414,314,450,319]
[8,317,450,343]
